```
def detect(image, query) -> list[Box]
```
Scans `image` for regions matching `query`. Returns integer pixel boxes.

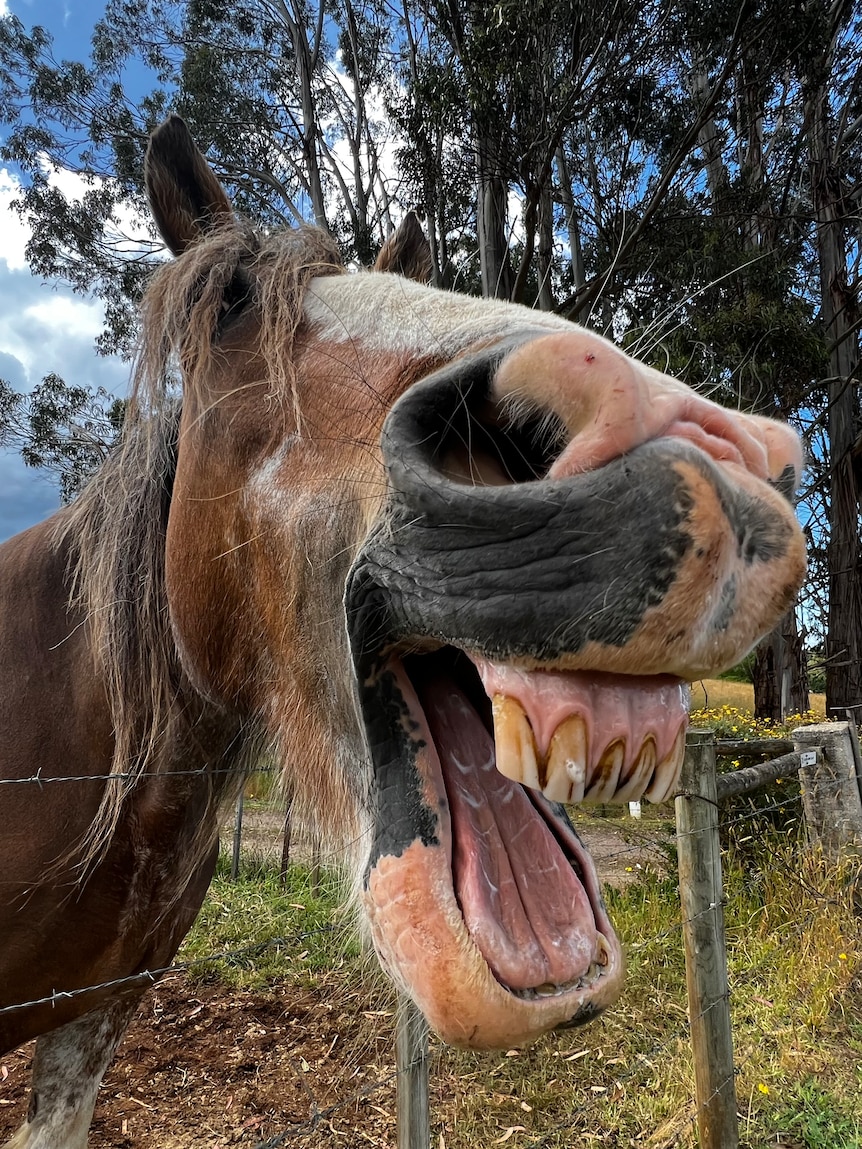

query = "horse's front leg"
[3,995,143,1149]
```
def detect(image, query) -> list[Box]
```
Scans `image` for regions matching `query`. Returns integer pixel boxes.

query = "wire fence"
[0,723,860,1149]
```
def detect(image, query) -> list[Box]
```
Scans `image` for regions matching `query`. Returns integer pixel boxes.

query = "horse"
[0,116,806,1149]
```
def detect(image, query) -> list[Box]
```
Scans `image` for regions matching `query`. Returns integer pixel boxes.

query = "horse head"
[140,116,805,1049]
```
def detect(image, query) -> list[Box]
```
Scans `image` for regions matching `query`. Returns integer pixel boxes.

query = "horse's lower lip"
[367,650,621,1000]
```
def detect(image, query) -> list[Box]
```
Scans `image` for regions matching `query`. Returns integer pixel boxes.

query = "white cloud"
[0,164,131,541]
[0,275,110,375]
[25,294,105,341]
[0,170,31,271]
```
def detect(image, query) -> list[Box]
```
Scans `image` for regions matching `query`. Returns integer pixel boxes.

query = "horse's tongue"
[420,678,599,993]
[473,661,689,806]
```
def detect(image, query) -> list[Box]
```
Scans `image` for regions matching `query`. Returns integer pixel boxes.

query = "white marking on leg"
[2,997,140,1149]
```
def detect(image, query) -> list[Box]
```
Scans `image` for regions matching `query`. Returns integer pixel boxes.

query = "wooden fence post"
[279,789,294,887]
[310,837,323,897]
[793,722,862,860]
[396,995,430,1149]
[675,730,739,1149]
[230,788,244,881]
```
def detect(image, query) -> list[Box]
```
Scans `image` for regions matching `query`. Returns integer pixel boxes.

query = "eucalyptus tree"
[2,0,858,714]
[0,0,402,358]
[800,0,862,714]
[618,0,829,718]
[0,374,125,503]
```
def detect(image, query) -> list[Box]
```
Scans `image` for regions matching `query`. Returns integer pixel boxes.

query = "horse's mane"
[55,220,344,870]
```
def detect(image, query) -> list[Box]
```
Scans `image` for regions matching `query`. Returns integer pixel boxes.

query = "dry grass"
[690,678,827,716]
[186,692,856,1147]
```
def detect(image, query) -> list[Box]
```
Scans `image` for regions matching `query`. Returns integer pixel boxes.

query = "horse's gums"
[0,116,807,1147]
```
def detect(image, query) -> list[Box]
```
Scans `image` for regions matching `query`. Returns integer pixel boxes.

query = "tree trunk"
[536,179,555,311]
[476,132,513,300]
[555,146,587,323]
[807,71,862,715]
[752,606,810,720]
[283,1,328,230]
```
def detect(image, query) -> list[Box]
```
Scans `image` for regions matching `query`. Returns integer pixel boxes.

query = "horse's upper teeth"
[584,738,625,804]
[546,714,588,802]
[490,694,685,805]
[614,736,657,803]
[491,694,541,790]
[643,726,686,804]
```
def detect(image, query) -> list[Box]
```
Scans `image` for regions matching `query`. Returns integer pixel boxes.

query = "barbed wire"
[0,925,336,1019]
[0,780,826,1021]
[0,764,279,786]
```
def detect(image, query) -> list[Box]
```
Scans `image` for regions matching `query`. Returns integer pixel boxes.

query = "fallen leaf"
[495,1126,527,1143]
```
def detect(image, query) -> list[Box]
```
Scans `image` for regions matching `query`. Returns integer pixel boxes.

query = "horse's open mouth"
[358,644,688,1047]
[344,337,801,1047]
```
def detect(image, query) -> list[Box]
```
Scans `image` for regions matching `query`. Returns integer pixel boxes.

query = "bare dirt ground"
[0,811,668,1148]
[231,803,670,891]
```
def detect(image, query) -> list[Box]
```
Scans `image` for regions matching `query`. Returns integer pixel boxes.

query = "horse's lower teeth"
[511,962,605,1000]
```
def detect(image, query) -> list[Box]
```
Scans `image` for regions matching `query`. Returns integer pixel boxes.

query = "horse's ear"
[374,211,433,283]
[144,116,234,256]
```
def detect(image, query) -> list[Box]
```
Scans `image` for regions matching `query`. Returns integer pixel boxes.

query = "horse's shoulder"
[0,509,77,621]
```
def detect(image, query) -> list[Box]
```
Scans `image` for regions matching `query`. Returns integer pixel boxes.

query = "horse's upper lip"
[359,349,805,682]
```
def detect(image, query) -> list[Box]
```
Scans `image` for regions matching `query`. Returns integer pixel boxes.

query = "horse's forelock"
[138,222,344,419]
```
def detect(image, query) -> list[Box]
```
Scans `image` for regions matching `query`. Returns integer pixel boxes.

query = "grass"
[691,678,826,717]
[430,851,862,1147]
[770,1080,862,1148]
[180,855,360,988]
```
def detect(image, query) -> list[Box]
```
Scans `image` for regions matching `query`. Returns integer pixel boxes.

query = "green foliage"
[0,374,125,502]
[769,1081,862,1149]
[719,653,756,684]
[1,0,860,696]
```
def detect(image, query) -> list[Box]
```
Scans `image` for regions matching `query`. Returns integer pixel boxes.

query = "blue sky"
[0,0,132,540]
